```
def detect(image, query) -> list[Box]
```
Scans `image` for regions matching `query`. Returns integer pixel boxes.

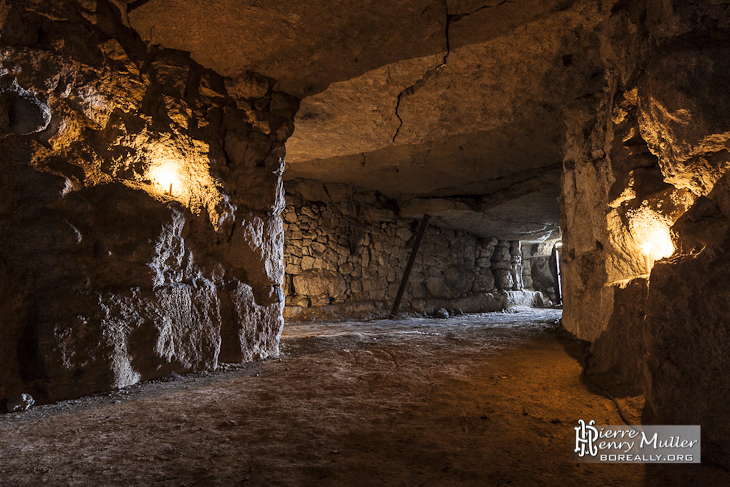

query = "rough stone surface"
[282,179,549,320]
[6,393,34,413]
[643,172,730,467]
[127,0,602,100]
[399,189,562,242]
[558,0,730,467]
[561,45,692,338]
[129,0,447,98]
[586,277,649,398]
[502,291,550,309]
[0,1,296,404]
[522,244,558,304]
[281,1,611,205]
[434,308,450,319]
[638,46,730,196]
[125,0,614,242]
[1,0,727,468]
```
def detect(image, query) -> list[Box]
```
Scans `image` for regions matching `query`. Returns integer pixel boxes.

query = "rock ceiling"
[127,0,616,240]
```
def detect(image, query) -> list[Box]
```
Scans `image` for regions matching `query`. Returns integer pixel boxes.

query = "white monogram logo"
[575,419,599,457]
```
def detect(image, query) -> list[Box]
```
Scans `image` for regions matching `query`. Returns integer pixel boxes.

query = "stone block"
[283,211,297,223]
[491,246,511,263]
[286,263,302,275]
[396,227,413,241]
[425,275,447,298]
[301,256,315,270]
[292,270,347,299]
[493,269,513,290]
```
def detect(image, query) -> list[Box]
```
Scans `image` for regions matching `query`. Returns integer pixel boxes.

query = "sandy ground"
[0,308,727,486]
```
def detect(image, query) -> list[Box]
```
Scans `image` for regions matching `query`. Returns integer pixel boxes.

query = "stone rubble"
[6,394,35,413]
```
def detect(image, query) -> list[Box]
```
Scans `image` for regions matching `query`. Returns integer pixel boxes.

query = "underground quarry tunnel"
[2,0,730,485]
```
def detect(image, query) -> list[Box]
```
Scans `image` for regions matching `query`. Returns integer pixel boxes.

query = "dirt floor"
[1,308,728,486]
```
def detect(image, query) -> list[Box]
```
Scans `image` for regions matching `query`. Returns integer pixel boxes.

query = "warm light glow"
[640,235,674,261]
[630,208,675,264]
[137,140,226,229]
[148,161,183,196]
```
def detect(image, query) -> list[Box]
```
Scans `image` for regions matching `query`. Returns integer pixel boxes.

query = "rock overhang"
[126,0,618,241]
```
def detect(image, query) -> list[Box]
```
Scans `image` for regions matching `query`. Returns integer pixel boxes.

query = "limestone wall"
[559,0,730,466]
[0,1,297,403]
[282,179,549,320]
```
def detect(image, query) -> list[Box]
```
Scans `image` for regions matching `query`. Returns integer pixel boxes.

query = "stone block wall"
[0,1,297,403]
[282,179,549,320]
[522,243,558,303]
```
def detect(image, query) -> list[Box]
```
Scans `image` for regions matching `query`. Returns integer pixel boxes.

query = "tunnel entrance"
[281,179,561,323]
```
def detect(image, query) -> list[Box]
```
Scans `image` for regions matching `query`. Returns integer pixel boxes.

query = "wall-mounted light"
[148,161,183,197]
[139,141,227,229]
[630,209,675,274]
[640,232,674,261]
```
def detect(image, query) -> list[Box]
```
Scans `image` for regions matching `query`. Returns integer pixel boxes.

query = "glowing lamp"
[640,234,674,262]
[631,210,675,273]
[148,162,182,196]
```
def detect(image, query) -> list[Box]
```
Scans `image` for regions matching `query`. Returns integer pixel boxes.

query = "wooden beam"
[391,214,430,316]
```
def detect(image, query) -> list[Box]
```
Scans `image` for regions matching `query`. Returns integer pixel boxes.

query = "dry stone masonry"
[522,243,559,303]
[282,179,553,320]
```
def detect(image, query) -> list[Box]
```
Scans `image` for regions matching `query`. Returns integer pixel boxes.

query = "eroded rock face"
[281,0,612,205]
[0,1,297,403]
[560,0,730,466]
[123,0,616,242]
[585,276,649,398]
[638,45,730,196]
[561,1,730,335]
[522,243,558,303]
[644,176,730,465]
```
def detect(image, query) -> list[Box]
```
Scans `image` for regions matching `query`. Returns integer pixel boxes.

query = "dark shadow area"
[557,321,730,486]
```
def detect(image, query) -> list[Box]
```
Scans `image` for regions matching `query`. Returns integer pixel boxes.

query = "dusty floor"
[0,308,727,486]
